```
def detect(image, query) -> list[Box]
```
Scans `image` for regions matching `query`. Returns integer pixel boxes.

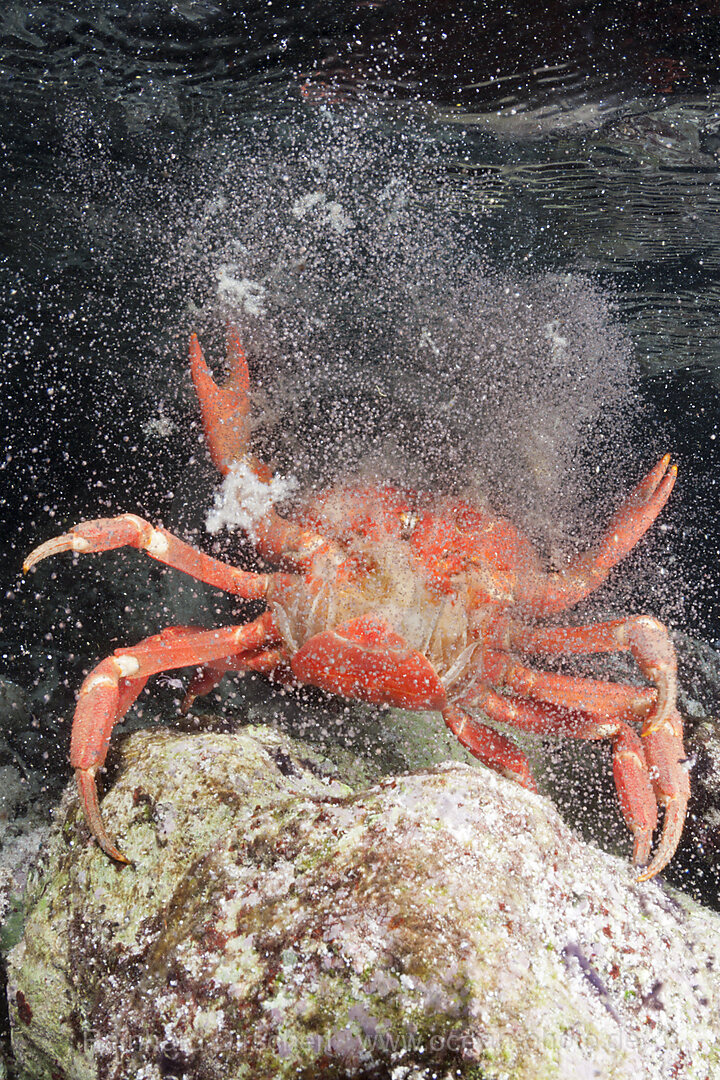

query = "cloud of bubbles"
[178,104,639,560]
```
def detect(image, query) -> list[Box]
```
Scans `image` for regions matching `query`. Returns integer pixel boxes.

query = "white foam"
[291,190,353,233]
[205,458,298,537]
[216,270,266,315]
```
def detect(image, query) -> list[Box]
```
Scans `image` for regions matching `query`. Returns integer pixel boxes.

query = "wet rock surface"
[6,725,720,1080]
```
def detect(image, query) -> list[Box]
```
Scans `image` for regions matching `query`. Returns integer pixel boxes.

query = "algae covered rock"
[7,725,720,1080]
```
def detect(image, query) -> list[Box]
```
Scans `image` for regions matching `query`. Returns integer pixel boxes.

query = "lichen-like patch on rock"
[7,725,720,1080]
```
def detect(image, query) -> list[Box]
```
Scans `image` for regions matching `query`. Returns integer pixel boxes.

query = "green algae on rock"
[7,725,720,1080]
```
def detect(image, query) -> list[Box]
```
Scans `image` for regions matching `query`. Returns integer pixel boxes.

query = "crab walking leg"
[529,455,677,615]
[504,606,688,871]
[442,704,537,791]
[71,614,279,863]
[500,664,656,721]
[24,514,269,600]
[180,660,234,713]
[116,673,150,718]
[499,661,688,876]
[465,686,662,872]
[635,707,689,881]
[512,615,667,656]
[509,615,679,724]
[180,646,288,713]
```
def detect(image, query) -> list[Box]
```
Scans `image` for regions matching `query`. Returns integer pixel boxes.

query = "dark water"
[1,2,720,914]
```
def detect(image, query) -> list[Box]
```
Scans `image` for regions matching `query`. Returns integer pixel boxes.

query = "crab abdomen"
[291,613,448,709]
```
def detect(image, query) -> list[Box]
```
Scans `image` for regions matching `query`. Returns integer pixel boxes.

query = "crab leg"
[504,614,689,877]
[509,614,679,727]
[24,514,269,599]
[530,455,677,616]
[465,686,661,869]
[512,615,666,656]
[72,613,279,863]
[442,704,536,791]
[502,664,687,879]
[180,659,236,713]
[180,646,289,713]
[500,664,656,721]
[473,654,688,878]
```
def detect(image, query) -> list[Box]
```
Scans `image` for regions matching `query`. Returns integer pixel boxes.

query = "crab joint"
[119,514,169,557]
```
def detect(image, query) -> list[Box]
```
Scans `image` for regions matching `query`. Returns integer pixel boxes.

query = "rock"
[0,766,46,945]
[0,824,49,955]
[0,767,27,825]
[7,725,720,1080]
[0,681,30,738]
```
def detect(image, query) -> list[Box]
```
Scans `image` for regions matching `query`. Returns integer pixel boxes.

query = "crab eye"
[399,511,418,539]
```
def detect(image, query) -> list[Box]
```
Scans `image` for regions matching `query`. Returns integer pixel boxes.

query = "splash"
[180,107,638,558]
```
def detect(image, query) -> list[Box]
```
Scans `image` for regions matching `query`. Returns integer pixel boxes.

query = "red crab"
[24,329,689,880]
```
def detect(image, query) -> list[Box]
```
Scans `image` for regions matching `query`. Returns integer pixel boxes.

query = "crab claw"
[636,707,690,881]
[189,328,256,476]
